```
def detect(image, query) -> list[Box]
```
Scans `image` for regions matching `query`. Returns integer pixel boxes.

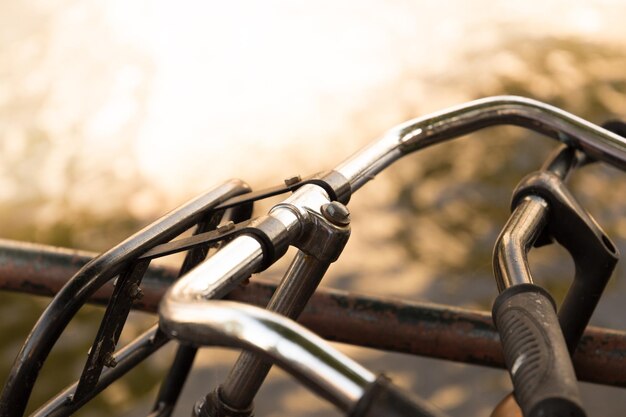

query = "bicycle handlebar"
[159,300,450,417]
[492,194,586,416]
[491,142,620,417]
[160,299,375,410]
[4,95,625,416]
[158,97,626,416]
[168,184,331,301]
[337,95,626,192]
[170,95,626,315]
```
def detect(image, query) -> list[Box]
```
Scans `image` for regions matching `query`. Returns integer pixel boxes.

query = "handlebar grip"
[493,284,586,417]
[349,375,450,417]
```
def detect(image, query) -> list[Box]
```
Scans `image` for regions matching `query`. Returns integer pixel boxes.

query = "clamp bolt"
[284,175,302,187]
[217,221,235,234]
[321,202,351,226]
[103,353,118,368]
[129,283,143,300]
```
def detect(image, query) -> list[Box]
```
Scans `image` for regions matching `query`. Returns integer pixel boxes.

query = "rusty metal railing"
[1,239,625,389]
[1,96,626,417]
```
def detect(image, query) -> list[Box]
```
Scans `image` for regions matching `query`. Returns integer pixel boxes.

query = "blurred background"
[1,0,626,416]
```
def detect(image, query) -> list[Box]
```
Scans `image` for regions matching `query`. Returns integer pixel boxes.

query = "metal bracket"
[140,172,352,269]
[511,170,619,351]
[294,203,351,263]
[196,202,352,416]
[214,170,351,211]
[138,215,290,271]
[491,147,619,416]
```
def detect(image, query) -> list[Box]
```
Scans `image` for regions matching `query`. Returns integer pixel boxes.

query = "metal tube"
[493,196,549,292]
[162,186,345,412]
[151,209,240,417]
[159,300,376,412]
[32,326,167,417]
[0,180,252,417]
[219,252,333,409]
[540,146,582,180]
[336,96,626,192]
[3,241,626,387]
[170,235,264,300]
[148,343,195,417]
[166,183,331,301]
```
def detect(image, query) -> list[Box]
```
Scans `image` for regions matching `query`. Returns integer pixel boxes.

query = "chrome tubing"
[493,195,549,292]
[170,235,264,300]
[158,96,626,411]
[219,251,343,409]
[168,184,330,301]
[159,184,340,410]
[168,96,626,306]
[159,300,376,412]
[336,96,626,192]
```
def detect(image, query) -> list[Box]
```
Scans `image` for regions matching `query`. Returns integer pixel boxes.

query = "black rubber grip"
[493,284,586,417]
[349,375,450,417]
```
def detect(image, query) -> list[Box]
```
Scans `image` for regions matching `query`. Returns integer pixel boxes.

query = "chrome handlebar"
[162,94,626,309]
[159,299,375,411]
[167,184,331,301]
[157,94,626,415]
[337,95,626,192]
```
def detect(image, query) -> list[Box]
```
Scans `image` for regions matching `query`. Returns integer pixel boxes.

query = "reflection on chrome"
[336,95,626,192]
[170,235,265,300]
[169,95,626,304]
[159,299,375,411]
[493,195,549,292]
[168,183,331,301]
[158,95,626,412]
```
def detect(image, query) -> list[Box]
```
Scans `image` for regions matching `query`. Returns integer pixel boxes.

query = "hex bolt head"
[129,283,144,300]
[217,221,235,234]
[284,175,302,187]
[103,353,118,368]
[321,202,351,226]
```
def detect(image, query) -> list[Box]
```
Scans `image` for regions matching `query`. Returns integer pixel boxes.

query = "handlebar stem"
[168,184,331,301]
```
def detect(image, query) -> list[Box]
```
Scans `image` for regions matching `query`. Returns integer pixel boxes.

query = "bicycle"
[1,96,626,416]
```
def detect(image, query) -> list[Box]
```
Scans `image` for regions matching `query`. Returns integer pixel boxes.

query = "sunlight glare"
[105,1,410,190]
